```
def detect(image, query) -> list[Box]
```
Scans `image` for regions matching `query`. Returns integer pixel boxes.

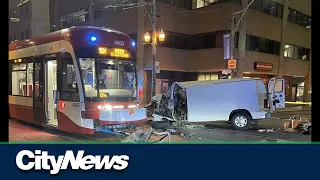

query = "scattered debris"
[95,124,136,136]
[122,130,148,142]
[258,129,274,132]
[283,116,311,134]
[121,128,172,143]
[185,124,205,129]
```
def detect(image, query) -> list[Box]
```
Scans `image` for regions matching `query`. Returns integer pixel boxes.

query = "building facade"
[46,0,311,104]
[9,0,51,43]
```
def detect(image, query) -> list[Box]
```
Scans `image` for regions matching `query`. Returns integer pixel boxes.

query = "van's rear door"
[267,78,285,113]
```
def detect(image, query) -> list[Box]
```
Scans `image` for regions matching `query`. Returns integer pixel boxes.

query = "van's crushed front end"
[150,82,188,122]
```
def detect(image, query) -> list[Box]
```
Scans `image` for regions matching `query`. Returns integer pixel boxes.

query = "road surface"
[9,107,311,143]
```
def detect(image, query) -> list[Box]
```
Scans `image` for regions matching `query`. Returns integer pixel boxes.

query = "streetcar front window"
[79,58,137,101]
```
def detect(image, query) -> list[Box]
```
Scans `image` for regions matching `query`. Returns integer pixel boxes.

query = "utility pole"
[229,0,254,78]
[230,15,235,60]
[230,14,235,78]
[88,0,95,26]
[151,0,157,98]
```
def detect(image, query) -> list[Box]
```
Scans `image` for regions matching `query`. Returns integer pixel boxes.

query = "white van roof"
[175,78,261,88]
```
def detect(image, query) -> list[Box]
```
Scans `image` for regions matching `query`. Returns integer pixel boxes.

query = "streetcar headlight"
[128,105,137,108]
[104,104,112,111]
[113,105,124,109]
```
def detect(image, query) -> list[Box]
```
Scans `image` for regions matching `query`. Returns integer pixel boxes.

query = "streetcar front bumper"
[98,108,147,125]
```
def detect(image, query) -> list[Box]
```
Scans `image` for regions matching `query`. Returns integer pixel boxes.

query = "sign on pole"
[155,61,160,73]
[223,33,231,60]
[228,59,237,69]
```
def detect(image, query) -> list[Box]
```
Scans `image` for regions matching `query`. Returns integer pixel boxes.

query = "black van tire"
[230,112,252,131]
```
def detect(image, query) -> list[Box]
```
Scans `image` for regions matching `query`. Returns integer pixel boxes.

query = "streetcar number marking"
[72,103,79,107]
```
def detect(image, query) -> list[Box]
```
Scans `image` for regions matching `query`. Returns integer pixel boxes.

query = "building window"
[190,32,216,50]
[196,0,218,8]
[251,0,283,18]
[20,6,23,15]
[21,31,24,40]
[60,9,86,29]
[164,32,190,49]
[158,0,192,9]
[12,34,16,41]
[146,30,238,50]
[284,44,310,60]
[288,8,311,28]
[198,73,218,81]
[246,34,280,55]
[193,0,240,9]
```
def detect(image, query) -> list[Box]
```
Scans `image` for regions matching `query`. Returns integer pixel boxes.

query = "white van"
[151,78,285,130]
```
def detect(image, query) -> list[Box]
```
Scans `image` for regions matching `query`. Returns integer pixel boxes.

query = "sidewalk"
[277,105,311,112]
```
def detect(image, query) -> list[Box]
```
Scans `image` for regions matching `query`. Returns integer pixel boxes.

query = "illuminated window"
[196,0,218,8]
[284,44,310,60]
[198,73,218,81]
[27,63,33,97]
[79,58,97,98]
[11,64,27,96]
[34,62,41,97]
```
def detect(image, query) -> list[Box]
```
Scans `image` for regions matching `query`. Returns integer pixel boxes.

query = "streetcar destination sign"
[98,47,131,59]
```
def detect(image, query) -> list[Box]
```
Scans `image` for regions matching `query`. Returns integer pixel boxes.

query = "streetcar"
[9,26,146,134]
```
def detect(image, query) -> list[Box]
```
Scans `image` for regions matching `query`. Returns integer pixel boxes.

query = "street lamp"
[144,32,151,43]
[158,29,165,42]
[143,28,165,98]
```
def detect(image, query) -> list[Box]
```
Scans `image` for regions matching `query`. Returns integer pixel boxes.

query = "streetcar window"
[79,58,97,98]
[13,64,26,70]
[60,54,79,101]
[11,65,27,96]
[27,63,33,97]
[11,62,34,97]
[34,63,41,97]
[62,58,77,92]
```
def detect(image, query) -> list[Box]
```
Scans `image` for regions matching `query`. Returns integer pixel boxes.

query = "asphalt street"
[8,104,311,143]
[9,107,311,143]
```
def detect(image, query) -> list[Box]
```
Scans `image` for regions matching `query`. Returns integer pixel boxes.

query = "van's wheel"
[231,112,251,131]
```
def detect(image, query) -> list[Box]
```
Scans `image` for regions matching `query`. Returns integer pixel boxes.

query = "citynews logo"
[16,150,129,175]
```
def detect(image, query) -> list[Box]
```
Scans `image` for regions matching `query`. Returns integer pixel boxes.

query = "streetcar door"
[44,59,58,126]
[33,57,46,124]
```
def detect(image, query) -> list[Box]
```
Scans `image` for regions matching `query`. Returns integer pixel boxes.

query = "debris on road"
[284,116,311,134]
[121,128,173,143]
[185,124,205,129]
[258,129,274,132]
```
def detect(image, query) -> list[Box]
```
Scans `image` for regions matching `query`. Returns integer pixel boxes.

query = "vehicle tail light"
[97,105,102,110]
[59,101,66,110]
[264,99,269,108]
